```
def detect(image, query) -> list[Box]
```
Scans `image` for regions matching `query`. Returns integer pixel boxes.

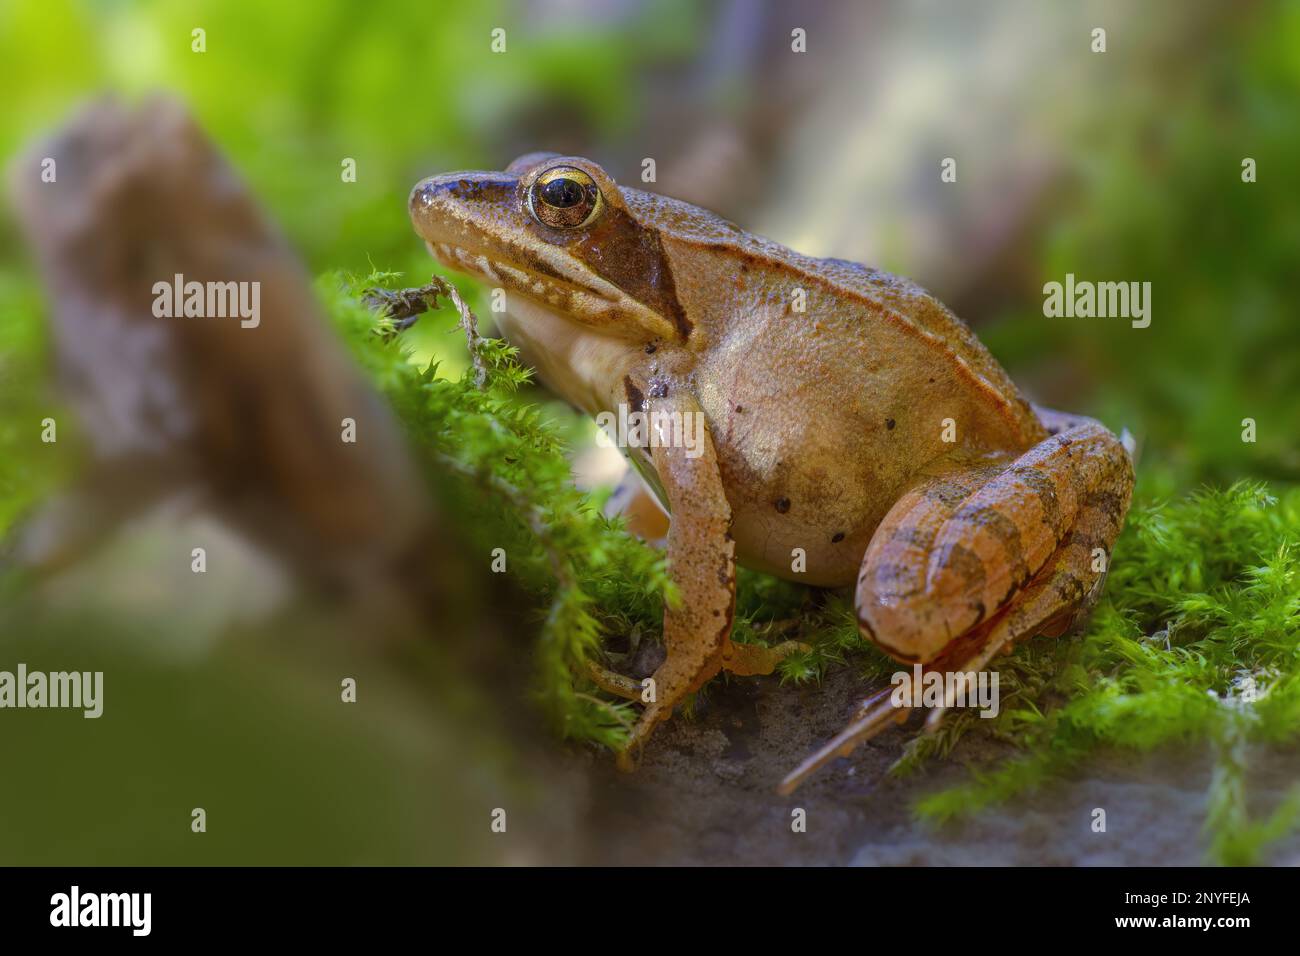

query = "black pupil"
[540,177,586,208]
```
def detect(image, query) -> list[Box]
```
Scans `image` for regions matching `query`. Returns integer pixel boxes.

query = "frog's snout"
[408,172,516,241]
[408,175,449,217]
[407,175,457,237]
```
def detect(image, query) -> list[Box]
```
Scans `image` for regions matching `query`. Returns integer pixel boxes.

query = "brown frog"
[408,153,1134,791]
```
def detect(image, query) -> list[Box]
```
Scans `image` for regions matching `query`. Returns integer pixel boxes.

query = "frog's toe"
[720,638,810,677]
[616,708,665,773]
[615,747,639,773]
[777,686,908,795]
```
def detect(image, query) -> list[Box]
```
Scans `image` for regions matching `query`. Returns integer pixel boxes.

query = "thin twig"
[363,276,489,389]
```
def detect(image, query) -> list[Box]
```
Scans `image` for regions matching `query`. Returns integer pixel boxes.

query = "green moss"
[910,481,1300,864]
[4,269,1291,862]
[340,273,1300,863]
[339,270,907,743]
[327,271,678,747]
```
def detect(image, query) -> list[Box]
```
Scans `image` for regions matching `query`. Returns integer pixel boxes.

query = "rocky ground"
[549,666,1300,866]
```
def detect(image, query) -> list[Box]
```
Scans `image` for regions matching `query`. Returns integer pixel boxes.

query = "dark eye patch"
[570,205,691,339]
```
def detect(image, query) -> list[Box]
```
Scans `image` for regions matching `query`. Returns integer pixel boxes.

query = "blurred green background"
[0,0,1297,863]
[4,0,1296,490]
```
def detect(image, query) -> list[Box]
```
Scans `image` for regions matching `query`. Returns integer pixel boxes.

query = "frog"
[407,153,1134,792]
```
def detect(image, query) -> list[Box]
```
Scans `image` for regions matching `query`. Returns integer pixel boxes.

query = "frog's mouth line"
[421,232,682,341]
[427,240,620,307]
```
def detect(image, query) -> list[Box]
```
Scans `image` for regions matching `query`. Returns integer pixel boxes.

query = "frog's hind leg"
[778,420,1133,793]
[859,420,1131,664]
[778,487,1128,794]
[918,488,1124,731]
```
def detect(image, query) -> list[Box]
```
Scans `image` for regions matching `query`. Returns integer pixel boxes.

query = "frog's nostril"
[411,174,515,222]
[410,176,477,213]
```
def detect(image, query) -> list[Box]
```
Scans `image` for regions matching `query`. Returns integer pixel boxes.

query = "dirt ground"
[540,666,1300,866]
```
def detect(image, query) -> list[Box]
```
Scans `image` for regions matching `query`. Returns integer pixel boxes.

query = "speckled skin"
[409,154,1134,784]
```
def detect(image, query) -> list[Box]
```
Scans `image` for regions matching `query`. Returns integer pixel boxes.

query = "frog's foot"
[614,638,809,772]
[585,659,645,701]
[777,686,908,795]
[616,631,729,772]
[720,639,810,676]
[586,635,802,716]
[777,611,1020,794]
[778,515,1111,794]
[779,419,1134,793]
[592,661,651,772]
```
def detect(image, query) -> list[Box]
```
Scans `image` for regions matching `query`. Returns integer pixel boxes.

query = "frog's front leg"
[780,417,1133,792]
[615,389,803,770]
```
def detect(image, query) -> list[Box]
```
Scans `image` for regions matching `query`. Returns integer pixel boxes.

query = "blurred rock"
[7,97,441,619]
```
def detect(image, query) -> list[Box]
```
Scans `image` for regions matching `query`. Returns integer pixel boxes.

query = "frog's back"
[807,255,1042,443]
[625,185,1044,450]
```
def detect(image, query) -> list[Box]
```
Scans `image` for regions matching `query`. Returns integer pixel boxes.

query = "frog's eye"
[528,166,602,229]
